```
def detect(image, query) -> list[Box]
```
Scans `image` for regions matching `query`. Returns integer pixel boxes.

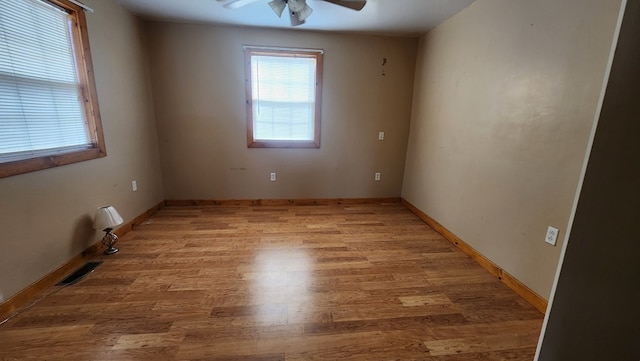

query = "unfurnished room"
[0,0,638,360]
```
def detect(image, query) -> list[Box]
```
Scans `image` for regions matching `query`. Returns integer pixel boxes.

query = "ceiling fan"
[217,0,367,26]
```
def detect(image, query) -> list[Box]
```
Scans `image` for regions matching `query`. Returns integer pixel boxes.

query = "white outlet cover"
[375,173,381,181]
[131,180,137,191]
[545,226,559,246]
[378,132,385,140]
[270,172,276,181]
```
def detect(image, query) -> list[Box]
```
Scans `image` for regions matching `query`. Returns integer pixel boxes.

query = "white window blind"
[251,55,316,141]
[0,0,90,163]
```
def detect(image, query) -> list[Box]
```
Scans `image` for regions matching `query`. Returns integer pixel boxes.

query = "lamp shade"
[94,206,124,230]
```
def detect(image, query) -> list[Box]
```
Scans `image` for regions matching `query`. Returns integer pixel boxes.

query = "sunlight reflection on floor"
[250,248,312,326]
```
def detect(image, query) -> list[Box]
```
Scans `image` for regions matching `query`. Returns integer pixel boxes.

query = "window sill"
[0,147,107,178]
[248,140,320,149]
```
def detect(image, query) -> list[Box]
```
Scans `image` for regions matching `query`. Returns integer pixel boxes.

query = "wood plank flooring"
[0,203,544,360]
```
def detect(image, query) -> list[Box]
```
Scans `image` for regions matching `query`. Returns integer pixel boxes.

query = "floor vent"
[57,261,103,286]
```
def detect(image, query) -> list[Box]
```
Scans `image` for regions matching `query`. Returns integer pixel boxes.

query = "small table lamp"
[94,206,124,255]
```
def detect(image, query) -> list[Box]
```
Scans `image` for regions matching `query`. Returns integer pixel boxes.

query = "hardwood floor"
[0,203,543,360]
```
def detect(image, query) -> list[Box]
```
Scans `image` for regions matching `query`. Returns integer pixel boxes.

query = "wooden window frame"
[0,0,105,178]
[244,46,323,149]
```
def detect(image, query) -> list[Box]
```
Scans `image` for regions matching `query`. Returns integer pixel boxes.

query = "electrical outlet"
[270,172,276,182]
[375,172,381,181]
[545,226,559,246]
[131,180,137,192]
[378,132,385,140]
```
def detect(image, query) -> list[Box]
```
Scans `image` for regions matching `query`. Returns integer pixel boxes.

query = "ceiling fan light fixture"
[287,0,305,13]
[297,3,313,21]
[221,0,367,27]
[268,0,286,17]
[289,9,305,26]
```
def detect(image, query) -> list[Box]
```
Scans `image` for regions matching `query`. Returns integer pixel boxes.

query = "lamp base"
[101,229,119,256]
[104,245,119,255]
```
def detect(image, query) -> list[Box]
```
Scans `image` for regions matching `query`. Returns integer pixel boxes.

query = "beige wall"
[1,0,625,311]
[0,0,164,302]
[402,0,621,298]
[145,22,417,200]
[538,1,640,359]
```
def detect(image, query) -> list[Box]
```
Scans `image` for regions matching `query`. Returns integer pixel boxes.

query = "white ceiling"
[116,0,476,37]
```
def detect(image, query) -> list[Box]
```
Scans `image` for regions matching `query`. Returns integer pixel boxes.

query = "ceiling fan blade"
[319,0,366,11]
[223,0,260,9]
[268,0,286,17]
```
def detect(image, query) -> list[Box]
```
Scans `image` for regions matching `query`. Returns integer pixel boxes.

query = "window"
[244,46,323,148]
[0,0,105,178]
